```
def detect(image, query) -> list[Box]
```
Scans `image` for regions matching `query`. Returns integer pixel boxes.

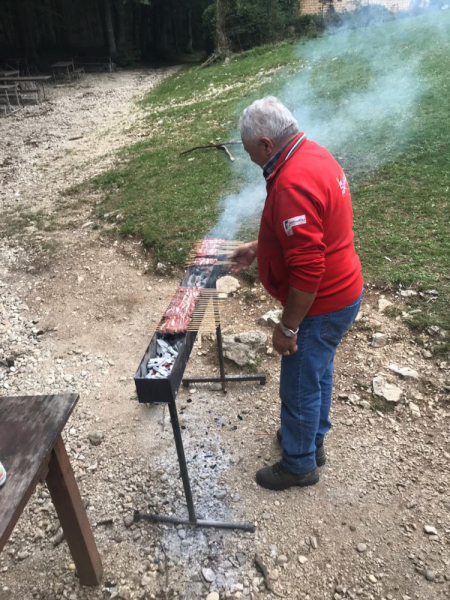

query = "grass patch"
[0,207,57,237]
[83,12,449,332]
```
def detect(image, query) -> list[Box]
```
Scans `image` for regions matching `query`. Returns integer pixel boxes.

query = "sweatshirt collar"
[263,138,294,179]
[265,132,306,182]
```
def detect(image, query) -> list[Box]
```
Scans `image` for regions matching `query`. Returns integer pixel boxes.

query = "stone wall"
[299,0,420,15]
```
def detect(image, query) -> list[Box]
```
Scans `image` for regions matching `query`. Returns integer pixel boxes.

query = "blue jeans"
[279,291,363,474]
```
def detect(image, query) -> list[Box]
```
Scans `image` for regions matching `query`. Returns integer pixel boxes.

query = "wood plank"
[0,76,51,82]
[46,436,103,586]
[0,394,78,550]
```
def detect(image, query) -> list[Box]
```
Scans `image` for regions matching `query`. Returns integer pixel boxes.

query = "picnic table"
[51,61,74,81]
[0,76,51,101]
[4,58,33,76]
[0,394,103,586]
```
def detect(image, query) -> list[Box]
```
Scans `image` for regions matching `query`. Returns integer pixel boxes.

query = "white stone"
[206,593,220,600]
[372,375,403,404]
[298,555,308,564]
[258,309,282,328]
[222,330,267,367]
[423,525,438,535]
[400,289,417,297]
[388,364,419,380]
[202,568,216,583]
[409,402,421,418]
[348,393,360,404]
[378,298,393,312]
[216,276,240,295]
[371,332,388,348]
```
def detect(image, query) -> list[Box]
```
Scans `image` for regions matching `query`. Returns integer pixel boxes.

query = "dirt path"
[0,71,449,600]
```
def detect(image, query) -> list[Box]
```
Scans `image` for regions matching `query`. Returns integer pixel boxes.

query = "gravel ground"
[0,70,449,600]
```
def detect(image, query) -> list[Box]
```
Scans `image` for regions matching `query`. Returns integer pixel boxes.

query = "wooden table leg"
[45,435,103,586]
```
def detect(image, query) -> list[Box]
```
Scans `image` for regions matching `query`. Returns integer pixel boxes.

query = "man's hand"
[229,241,257,274]
[272,323,298,356]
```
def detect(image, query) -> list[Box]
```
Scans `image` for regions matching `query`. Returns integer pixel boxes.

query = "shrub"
[292,14,325,38]
[115,46,142,67]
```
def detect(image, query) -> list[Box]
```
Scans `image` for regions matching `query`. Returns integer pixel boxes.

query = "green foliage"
[115,45,142,67]
[292,14,325,38]
[203,0,300,50]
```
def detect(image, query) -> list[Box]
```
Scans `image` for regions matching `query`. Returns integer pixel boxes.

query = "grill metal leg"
[134,511,255,532]
[182,322,267,389]
[134,400,256,533]
[216,325,227,392]
[168,402,196,522]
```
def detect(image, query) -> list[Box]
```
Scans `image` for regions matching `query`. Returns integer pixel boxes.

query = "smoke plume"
[211,8,447,240]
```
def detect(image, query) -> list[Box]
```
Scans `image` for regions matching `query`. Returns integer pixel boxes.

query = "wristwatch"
[279,322,299,338]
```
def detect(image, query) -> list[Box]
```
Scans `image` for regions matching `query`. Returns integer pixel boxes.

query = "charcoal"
[146,336,180,379]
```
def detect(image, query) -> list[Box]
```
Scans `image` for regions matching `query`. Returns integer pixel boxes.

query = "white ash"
[146,337,182,379]
[148,433,251,598]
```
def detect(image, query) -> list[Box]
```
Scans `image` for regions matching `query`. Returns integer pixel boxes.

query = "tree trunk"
[132,3,139,47]
[44,1,58,48]
[186,8,193,53]
[15,0,39,62]
[114,0,127,50]
[160,10,168,52]
[97,0,108,50]
[103,0,117,56]
[85,12,95,47]
[169,1,179,53]
[59,0,74,51]
[214,0,228,54]
[139,3,147,54]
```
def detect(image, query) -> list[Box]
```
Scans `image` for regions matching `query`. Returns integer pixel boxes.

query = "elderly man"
[231,97,363,491]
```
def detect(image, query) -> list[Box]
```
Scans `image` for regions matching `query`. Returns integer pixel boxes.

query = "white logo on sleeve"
[283,215,306,236]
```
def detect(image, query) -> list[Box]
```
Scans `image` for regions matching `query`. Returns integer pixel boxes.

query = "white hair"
[239,96,299,147]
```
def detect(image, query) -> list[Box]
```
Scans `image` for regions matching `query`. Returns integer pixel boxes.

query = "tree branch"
[179,141,242,161]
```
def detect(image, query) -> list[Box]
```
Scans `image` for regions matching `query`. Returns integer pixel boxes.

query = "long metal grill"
[133,238,265,534]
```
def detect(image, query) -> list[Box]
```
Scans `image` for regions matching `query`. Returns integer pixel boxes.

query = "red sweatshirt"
[257,133,363,316]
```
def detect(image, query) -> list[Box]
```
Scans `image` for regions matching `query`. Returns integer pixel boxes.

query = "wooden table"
[0,76,51,82]
[51,61,74,81]
[0,395,102,586]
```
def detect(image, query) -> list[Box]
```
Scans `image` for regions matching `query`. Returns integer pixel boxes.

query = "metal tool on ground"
[133,239,265,533]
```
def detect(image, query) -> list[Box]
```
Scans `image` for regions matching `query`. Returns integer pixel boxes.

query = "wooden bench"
[17,85,41,104]
[73,67,85,79]
[0,76,51,100]
[0,394,102,586]
[0,84,21,116]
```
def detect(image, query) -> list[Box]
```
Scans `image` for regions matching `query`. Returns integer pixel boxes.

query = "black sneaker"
[276,427,326,467]
[256,461,319,491]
